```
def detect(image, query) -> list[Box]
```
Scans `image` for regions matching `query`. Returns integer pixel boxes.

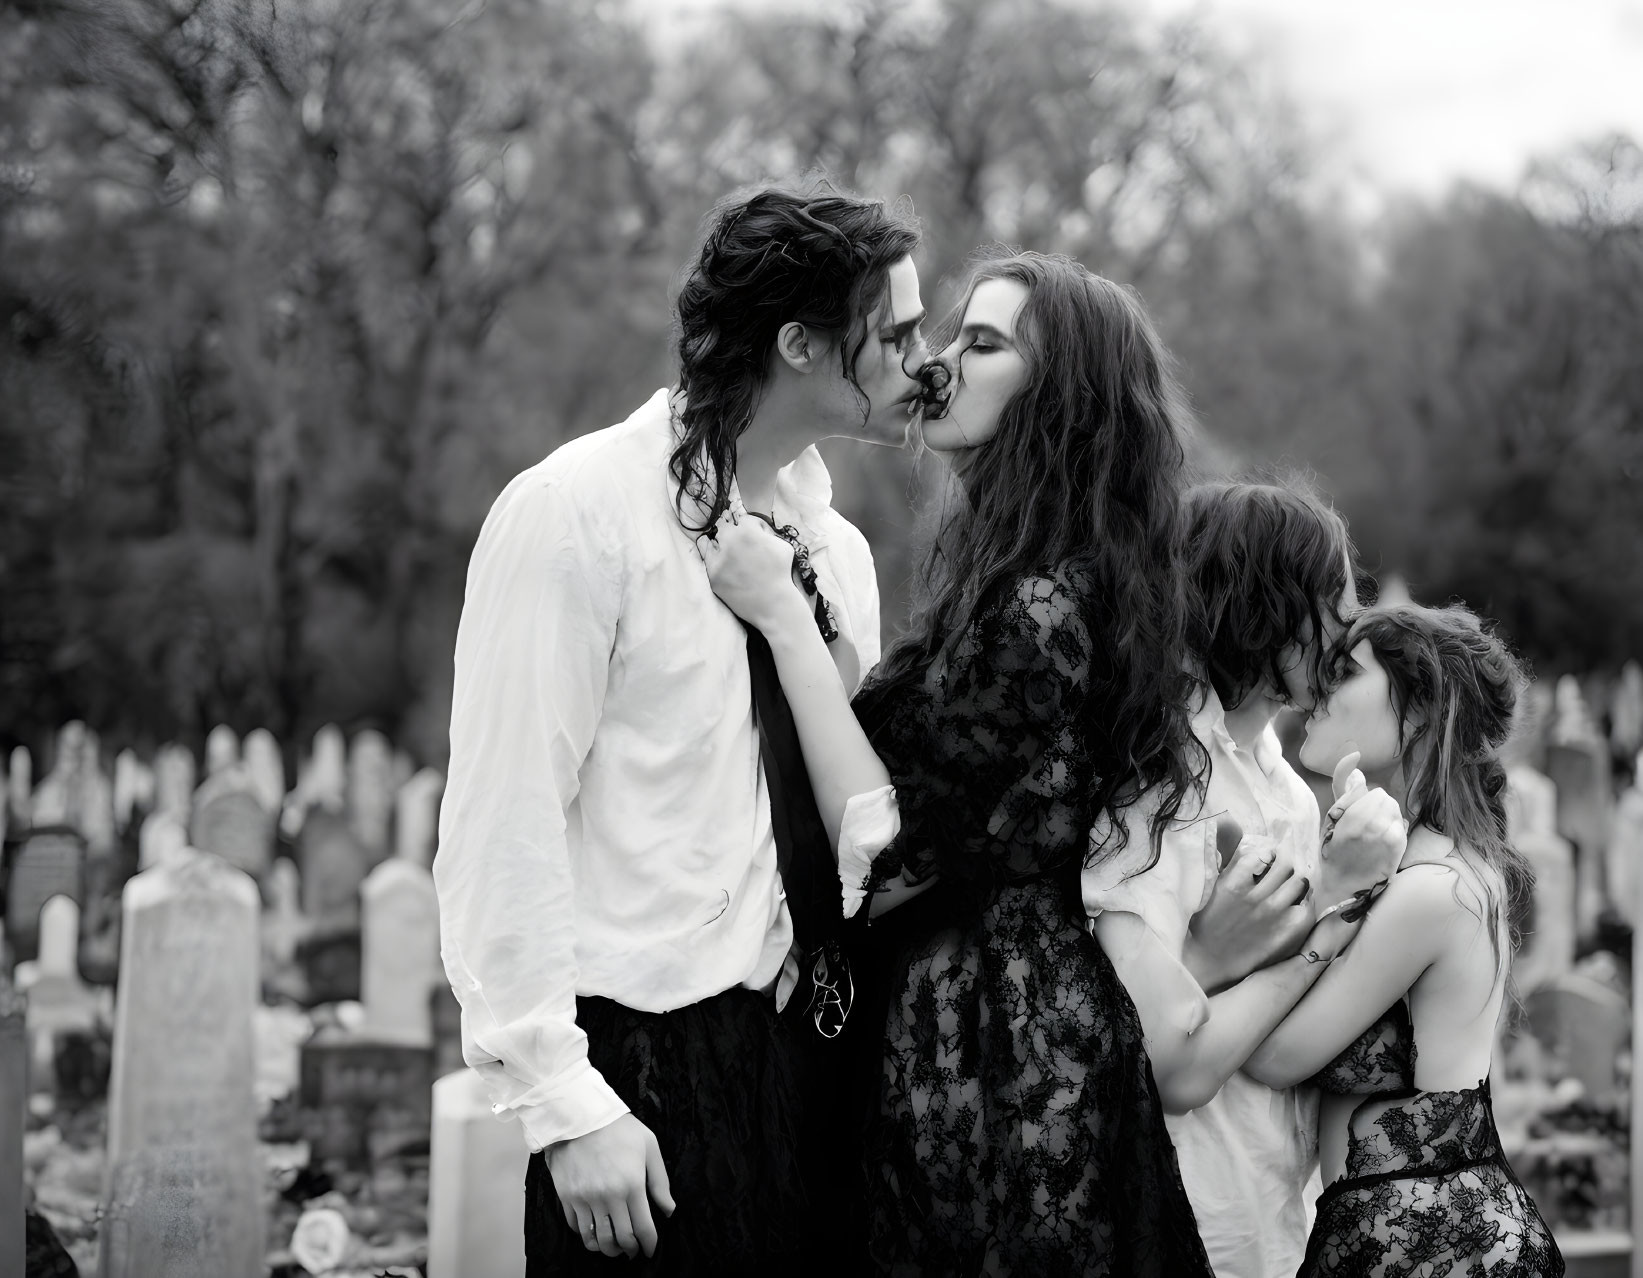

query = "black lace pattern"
[853,568,1212,1276]
[1303,1005,1564,1275]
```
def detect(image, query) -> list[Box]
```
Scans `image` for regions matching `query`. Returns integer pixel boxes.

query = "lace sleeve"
[856,571,1096,909]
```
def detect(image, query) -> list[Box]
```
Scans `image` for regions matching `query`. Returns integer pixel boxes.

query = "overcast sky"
[654,0,1643,203]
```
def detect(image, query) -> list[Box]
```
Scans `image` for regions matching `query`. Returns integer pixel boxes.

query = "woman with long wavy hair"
[700,251,1214,1274]
[1245,602,1564,1276]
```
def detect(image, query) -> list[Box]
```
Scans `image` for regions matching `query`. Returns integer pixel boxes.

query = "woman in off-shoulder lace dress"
[701,251,1213,1275]
[1244,602,1564,1277]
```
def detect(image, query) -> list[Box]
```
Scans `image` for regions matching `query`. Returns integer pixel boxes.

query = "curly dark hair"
[1181,478,1368,712]
[669,181,921,532]
[881,250,1205,875]
[1335,602,1535,970]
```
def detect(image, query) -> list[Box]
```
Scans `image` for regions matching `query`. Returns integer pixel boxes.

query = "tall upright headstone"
[361,860,441,1046]
[1505,763,1558,842]
[348,730,395,863]
[306,725,348,815]
[5,745,28,831]
[153,742,197,820]
[242,728,287,816]
[395,769,445,869]
[0,972,25,1278]
[1514,830,1579,997]
[427,1068,528,1278]
[31,722,116,857]
[112,749,155,832]
[22,896,104,1096]
[101,849,263,1278]
[1611,660,1643,761]
[205,723,240,777]
[1608,780,1643,928]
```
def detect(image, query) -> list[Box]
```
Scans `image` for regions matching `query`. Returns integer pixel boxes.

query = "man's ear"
[774,321,818,373]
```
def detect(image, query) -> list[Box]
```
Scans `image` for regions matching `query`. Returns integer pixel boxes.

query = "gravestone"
[1606,784,1643,928]
[1505,763,1558,842]
[138,809,188,871]
[153,742,197,819]
[1545,739,1612,936]
[1525,972,1631,1102]
[6,745,28,831]
[427,1068,528,1278]
[205,723,239,776]
[1612,660,1643,761]
[391,748,416,797]
[4,827,85,962]
[31,723,115,857]
[395,768,444,869]
[242,727,286,816]
[307,725,348,815]
[298,806,371,918]
[299,1030,434,1170]
[0,973,24,1278]
[1514,830,1578,997]
[101,848,262,1278]
[23,896,105,1097]
[361,860,441,1046]
[348,729,395,864]
[27,722,86,828]
[112,749,154,833]
[189,768,276,879]
[262,858,308,1002]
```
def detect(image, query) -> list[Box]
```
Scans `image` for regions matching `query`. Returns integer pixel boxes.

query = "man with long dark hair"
[433,182,927,1274]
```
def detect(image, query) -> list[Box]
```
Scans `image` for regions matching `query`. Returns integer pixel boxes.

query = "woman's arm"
[1242,864,1457,1088]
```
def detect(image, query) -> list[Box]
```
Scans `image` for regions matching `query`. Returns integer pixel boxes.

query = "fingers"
[645,1135,676,1218]
[602,1200,640,1260]
[1247,853,1297,903]
[1266,870,1312,911]
[1331,750,1363,801]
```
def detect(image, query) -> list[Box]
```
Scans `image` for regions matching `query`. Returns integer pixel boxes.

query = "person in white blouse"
[432,184,931,1274]
[1084,480,1407,1278]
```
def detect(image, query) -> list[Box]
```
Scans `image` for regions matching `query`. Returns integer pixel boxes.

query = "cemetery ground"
[5,671,1643,1275]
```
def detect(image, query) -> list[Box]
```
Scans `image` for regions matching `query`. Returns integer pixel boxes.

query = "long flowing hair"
[879,250,1205,874]
[1342,602,1535,969]
[669,182,920,532]
[1181,478,1367,712]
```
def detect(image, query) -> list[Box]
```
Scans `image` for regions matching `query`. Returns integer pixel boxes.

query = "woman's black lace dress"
[849,568,1211,1277]
[1302,997,1565,1277]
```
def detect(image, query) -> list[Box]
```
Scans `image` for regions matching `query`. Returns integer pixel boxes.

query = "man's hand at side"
[547,1113,676,1259]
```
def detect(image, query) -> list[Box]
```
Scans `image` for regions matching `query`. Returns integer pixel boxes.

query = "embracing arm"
[433,472,628,1152]
[1242,864,1456,1088]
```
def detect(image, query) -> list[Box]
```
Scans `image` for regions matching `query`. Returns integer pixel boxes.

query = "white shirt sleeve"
[434,469,630,1152]
[1082,798,1218,959]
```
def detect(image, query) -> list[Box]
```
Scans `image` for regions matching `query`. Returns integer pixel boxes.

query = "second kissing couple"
[434,180,1564,1278]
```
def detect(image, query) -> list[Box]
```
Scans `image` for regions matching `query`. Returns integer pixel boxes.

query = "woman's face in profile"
[918,277,1031,459]
[1300,638,1404,777]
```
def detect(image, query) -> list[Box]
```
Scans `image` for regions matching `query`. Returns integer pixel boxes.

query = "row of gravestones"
[0,841,525,1273]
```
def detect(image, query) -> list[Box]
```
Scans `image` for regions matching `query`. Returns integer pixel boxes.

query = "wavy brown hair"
[669,182,920,532]
[881,250,1205,877]
[1337,602,1534,970]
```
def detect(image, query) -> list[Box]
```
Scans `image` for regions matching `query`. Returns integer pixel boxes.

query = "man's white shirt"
[434,389,881,1152]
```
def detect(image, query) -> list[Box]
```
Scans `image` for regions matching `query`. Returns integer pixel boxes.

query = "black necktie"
[744,622,853,1038]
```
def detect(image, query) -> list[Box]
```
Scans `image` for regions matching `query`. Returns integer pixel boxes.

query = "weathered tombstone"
[1545,737,1612,937]
[112,749,154,833]
[1611,660,1643,761]
[297,807,371,920]
[1514,830,1578,997]
[31,723,116,857]
[153,742,197,819]
[1525,972,1631,1102]
[27,722,85,828]
[395,768,444,869]
[348,729,395,863]
[138,809,188,872]
[22,896,105,1097]
[263,858,309,1002]
[1606,782,1643,928]
[391,748,416,797]
[5,745,28,831]
[361,860,441,1046]
[427,1068,528,1278]
[189,768,276,879]
[0,973,24,1278]
[306,724,348,814]
[205,723,239,777]
[4,827,85,962]
[299,1030,434,1170]
[101,848,263,1278]
[242,727,286,816]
